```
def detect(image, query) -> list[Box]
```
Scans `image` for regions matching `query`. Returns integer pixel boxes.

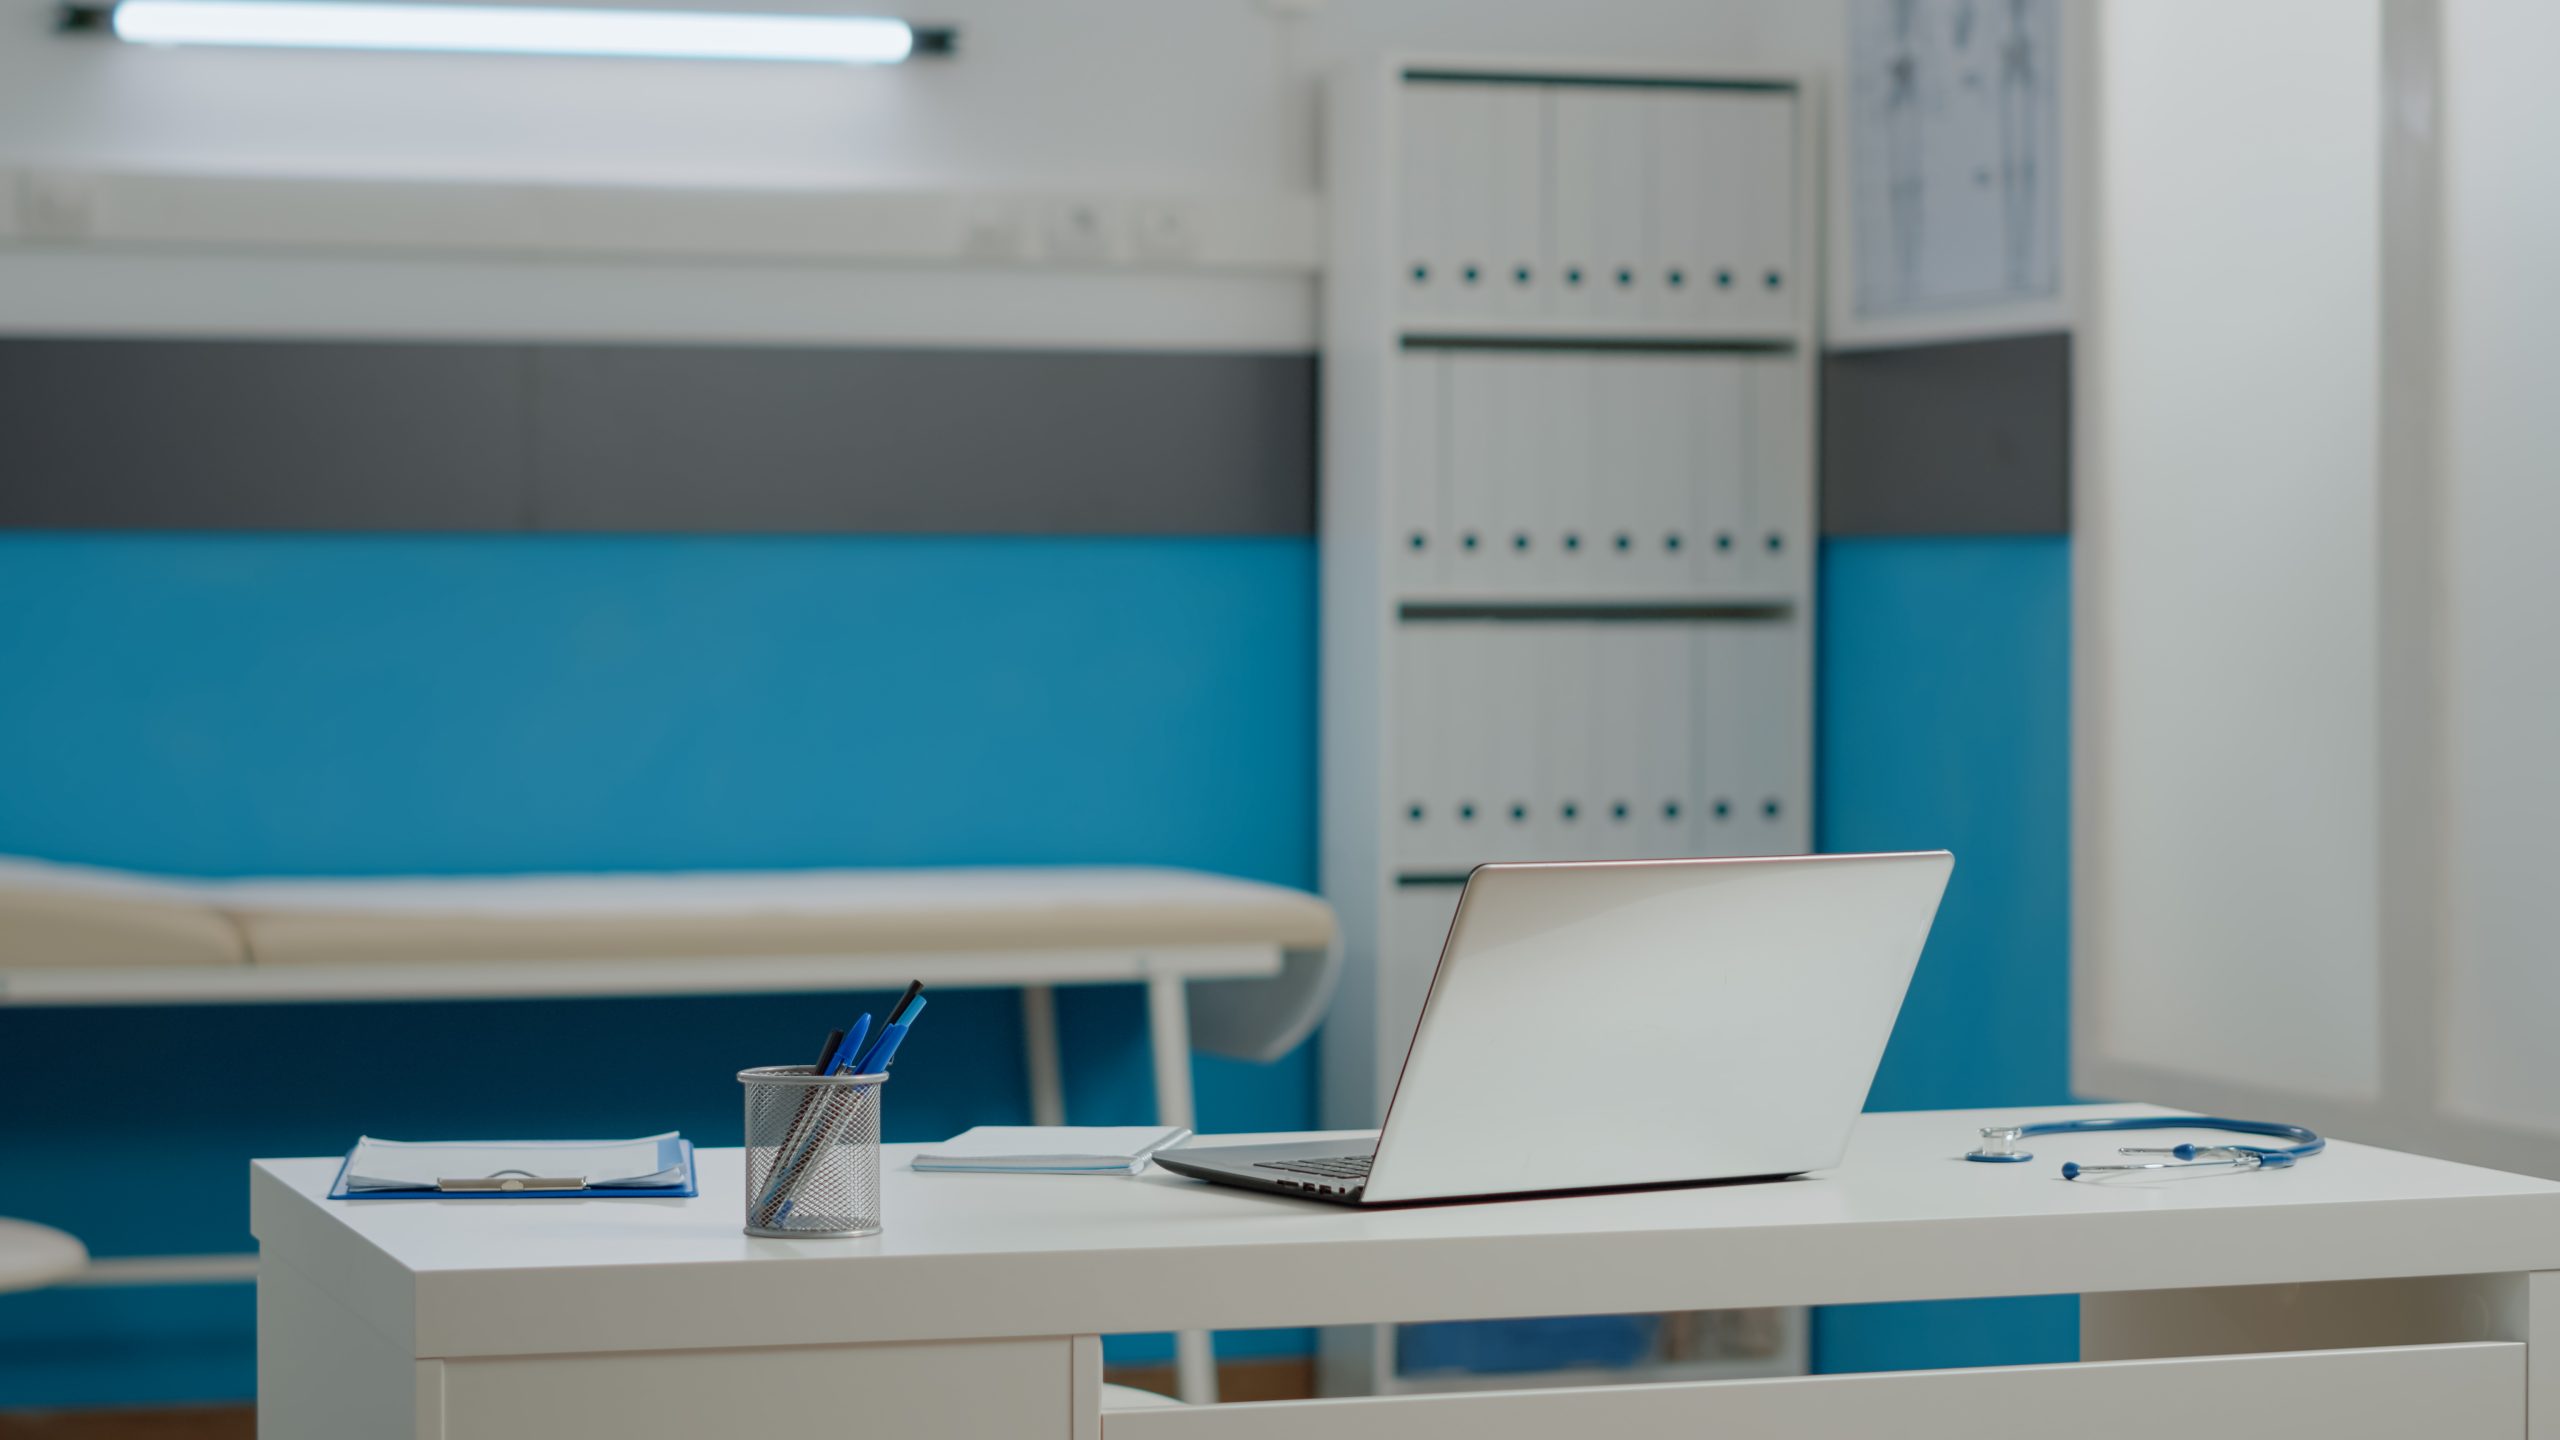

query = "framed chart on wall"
[1827,0,2079,348]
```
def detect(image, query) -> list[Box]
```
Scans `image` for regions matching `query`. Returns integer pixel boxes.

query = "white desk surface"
[252,1104,2560,1362]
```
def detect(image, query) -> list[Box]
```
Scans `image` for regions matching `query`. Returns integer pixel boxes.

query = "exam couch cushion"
[0,856,1339,1061]
[0,856,246,969]
[211,866,1337,967]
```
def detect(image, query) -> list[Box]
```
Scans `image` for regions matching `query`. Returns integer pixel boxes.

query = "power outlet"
[20,171,97,242]
[958,198,1029,261]
[1129,203,1199,263]
[1040,199,1114,263]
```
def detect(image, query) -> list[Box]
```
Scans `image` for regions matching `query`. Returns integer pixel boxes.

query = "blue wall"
[1812,535,2077,1373]
[0,533,1319,1406]
[0,530,2074,1405]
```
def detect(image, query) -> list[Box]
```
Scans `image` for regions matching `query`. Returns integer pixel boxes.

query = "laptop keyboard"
[1253,1155,1373,1181]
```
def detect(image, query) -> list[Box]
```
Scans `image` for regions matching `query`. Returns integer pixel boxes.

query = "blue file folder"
[326,1136,697,1200]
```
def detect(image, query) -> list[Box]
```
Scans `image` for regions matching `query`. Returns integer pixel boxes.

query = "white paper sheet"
[344,1133,685,1191]
[910,1126,1192,1175]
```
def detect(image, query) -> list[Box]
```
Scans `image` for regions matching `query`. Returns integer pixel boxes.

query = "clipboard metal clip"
[437,1173,589,1193]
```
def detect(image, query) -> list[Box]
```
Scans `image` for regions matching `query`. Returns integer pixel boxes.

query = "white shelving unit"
[1319,56,1820,1396]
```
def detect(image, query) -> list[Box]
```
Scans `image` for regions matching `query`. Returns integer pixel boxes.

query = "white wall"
[2079,0,2560,1176]
[2077,0,2385,1102]
[0,0,1841,347]
[2435,0,2560,1139]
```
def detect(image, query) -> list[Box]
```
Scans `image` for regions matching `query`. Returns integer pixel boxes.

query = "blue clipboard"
[327,1137,697,1200]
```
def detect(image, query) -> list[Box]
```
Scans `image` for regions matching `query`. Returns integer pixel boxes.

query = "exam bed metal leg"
[1145,970,1218,1406]
[1022,984,1067,1128]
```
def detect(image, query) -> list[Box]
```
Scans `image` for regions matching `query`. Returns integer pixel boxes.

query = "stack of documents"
[333,1133,696,1198]
[911,1126,1192,1175]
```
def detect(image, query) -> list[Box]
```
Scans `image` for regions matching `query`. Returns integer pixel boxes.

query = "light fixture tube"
[76,0,948,64]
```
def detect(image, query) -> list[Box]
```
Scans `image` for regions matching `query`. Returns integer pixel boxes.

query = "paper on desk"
[911,1126,1192,1175]
[344,1134,688,1191]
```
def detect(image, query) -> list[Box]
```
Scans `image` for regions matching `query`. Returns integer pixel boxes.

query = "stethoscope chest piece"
[1965,1127,2035,1163]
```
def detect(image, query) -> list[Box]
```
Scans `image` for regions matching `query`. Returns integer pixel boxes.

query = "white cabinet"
[1327,58,1819,1395]
[1335,54,1817,1122]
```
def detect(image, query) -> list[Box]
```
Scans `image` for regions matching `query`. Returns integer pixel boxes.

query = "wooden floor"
[0,1409,252,1440]
[1104,1357,1318,1404]
[0,1360,1317,1436]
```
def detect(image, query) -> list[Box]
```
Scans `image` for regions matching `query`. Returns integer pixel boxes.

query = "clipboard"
[326,1137,698,1200]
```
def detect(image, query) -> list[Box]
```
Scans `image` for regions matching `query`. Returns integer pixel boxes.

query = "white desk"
[253,1104,2560,1440]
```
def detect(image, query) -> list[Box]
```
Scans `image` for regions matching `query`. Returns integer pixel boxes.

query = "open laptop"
[1154,852,1954,1205]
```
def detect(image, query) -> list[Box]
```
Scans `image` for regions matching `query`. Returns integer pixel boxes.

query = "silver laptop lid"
[1362,852,1954,1204]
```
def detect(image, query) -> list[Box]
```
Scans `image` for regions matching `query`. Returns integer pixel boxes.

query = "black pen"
[884,978,924,1027]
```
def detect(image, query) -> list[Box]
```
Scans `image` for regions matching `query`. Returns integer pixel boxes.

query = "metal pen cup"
[739,1064,885,1238]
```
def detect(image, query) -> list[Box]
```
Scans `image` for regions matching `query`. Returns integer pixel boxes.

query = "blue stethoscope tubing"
[1967,1115,2324,1180]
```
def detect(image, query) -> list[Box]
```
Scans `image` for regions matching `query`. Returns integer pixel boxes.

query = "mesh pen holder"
[740,1065,885,1238]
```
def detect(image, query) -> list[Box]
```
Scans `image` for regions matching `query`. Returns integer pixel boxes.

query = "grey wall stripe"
[1,334,2066,538]
[2,340,536,530]
[0,339,1316,535]
[1820,332,2071,536]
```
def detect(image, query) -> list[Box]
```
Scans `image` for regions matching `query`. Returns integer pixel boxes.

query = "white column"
[1145,970,1216,1405]
[1020,984,1067,1128]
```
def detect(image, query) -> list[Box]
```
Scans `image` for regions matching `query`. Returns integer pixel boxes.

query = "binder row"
[1397,80,1798,329]
[1390,618,1808,872]
[1394,350,1808,600]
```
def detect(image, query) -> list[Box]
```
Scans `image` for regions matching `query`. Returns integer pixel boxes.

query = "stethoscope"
[1966,1115,2325,1180]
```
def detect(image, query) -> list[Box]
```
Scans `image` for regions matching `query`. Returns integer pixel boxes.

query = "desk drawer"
[1103,1341,2523,1440]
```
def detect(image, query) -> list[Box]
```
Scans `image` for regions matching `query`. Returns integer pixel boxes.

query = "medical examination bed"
[0,854,1336,1400]
[5,850,1341,1383]
[0,855,1336,1092]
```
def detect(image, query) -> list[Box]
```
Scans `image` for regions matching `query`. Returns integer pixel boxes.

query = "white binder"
[1595,90,1654,326]
[1438,85,1502,319]
[1394,352,1446,597]
[1588,353,1646,594]
[1695,93,1755,330]
[1731,92,1798,332]
[1391,624,1440,861]
[1691,625,1744,856]
[1724,618,1809,854]
[1629,356,1695,597]
[1677,356,1742,597]
[1636,622,1698,856]
[1589,623,1646,855]
[1488,623,1541,858]
[1397,82,1463,321]
[1541,354,1599,595]
[1484,84,1550,323]
[1645,91,1714,327]
[1522,624,1575,857]
[1550,86,1650,324]
[1553,625,1604,858]
[1444,355,1497,585]
[1766,617,1812,850]
[1487,355,1543,594]
[1745,354,1809,597]
[1445,621,1496,846]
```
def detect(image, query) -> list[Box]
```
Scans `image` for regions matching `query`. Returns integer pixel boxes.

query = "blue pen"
[755,1012,874,1216]
[830,1014,874,1076]
[776,1000,927,1223]
[767,987,926,1225]
[851,995,925,1073]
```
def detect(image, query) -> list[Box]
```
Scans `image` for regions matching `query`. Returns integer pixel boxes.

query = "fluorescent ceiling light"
[82,0,947,64]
